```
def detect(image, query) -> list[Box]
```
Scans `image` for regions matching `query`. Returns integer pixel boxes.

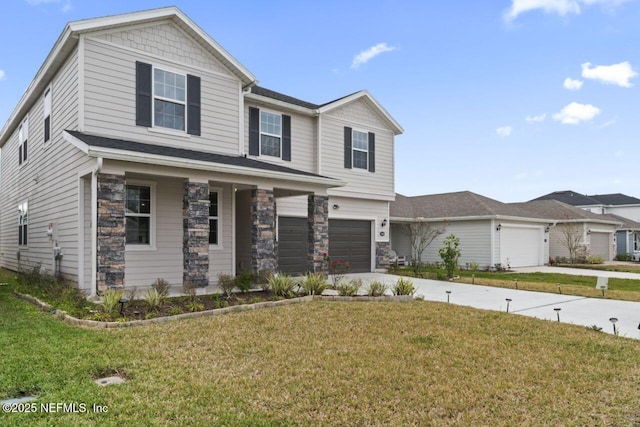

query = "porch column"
[183,181,210,287]
[376,241,391,271]
[97,173,125,291]
[251,188,276,274]
[308,194,329,273]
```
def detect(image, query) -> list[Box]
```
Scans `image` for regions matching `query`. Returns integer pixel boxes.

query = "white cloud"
[563,77,583,90]
[599,118,617,128]
[553,102,601,124]
[0,70,5,81]
[351,43,396,70]
[581,61,638,87]
[496,126,512,136]
[504,0,630,22]
[526,113,546,123]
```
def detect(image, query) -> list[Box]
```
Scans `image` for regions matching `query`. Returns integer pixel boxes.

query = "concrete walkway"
[350,273,640,340]
[512,265,640,280]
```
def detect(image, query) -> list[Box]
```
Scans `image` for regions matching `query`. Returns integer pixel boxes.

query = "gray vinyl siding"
[83,35,241,155]
[82,176,92,289]
[244,102,317,174]
[235,190,252,273]
[321,100,394,199]
[209,183,233,279]
[0,47,92,282]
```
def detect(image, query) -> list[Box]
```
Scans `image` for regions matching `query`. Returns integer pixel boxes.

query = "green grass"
[3,273,640,425]
[557,263,640,274]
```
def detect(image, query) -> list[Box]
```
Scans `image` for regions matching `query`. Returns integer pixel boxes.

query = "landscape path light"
[119,297,128,316]
[446,290,451,303]
[505,298,512,313]
[514,279,518,290]
[610,318,618,335]
[554,308,561,322]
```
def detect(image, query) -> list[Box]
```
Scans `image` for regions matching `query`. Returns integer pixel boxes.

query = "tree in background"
[439,234,461,278]
[401,219,445,273]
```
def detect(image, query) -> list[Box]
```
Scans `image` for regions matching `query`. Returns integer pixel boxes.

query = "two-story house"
[0,7,403,297]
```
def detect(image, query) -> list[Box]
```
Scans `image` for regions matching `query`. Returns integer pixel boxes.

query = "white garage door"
[590,232,610,260]
[500,227,542,267]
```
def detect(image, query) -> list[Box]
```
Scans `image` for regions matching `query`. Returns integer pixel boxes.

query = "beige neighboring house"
[510,200,625,262]
[390,192,552,269]
[0,7,403,297]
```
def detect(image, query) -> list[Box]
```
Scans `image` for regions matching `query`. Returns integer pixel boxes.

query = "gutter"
[90,157,103,297]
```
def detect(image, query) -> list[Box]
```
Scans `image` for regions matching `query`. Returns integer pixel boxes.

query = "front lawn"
[2,278,640,425]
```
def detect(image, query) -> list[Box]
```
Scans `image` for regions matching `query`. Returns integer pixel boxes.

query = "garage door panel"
[590,232,610,260]
[501,227,541,268]
[329,219,371,273]
[278,217,308,275]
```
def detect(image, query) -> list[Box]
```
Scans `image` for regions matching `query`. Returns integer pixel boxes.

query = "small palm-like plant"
[269,274,296,298]
[392,277,416,296]
[300,272,328,296]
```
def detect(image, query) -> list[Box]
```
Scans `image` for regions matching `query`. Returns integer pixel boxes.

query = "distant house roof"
[250,86,320,110]
[510,200,622,225]
[391,191,547,220]
[63,131,343,187]
[531,190,640,206]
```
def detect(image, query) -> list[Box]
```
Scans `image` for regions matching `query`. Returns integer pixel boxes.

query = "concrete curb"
[13,291,416,329]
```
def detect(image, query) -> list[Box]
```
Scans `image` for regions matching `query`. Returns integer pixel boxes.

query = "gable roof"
[250,86,320,110]
[0,6,256,147]
[510,200,622,225]
[391,191,547,221]
[64,131,343,187]
[531,190,640,207]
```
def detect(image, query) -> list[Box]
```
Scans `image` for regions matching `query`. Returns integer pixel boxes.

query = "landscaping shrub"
[300,272,328,295]
[392,277,416,296]
[586,256,604,265]
[235,270,255,293]
[217,273,236,299]
[468,262,479,272]
[439,234,461,278]
[269,274,296,298]
[187,301,205,312]
[101,288,124,315]
[615,254,632,261]
[333,278,361,296]
[144,288,163,311]
[151,278,171,299]
[365,280,388,296]
[183,280,197,301]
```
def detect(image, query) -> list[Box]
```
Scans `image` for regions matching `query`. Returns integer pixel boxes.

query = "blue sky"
[1,0,639,202]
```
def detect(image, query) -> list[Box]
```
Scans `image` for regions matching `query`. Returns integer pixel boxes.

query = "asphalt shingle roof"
[66,130,334,180]
[250,86,319,109]
[530,190,640,206]
[509,200,620,222]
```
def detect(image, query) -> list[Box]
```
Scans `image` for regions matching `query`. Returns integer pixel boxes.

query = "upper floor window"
[18,118,28,165]
[343,126,375,172]
[44,88,51,143]
[260,111,282,157]
[209,191,219,245]
[136,61,201,136]
[154,68,186,131]
[352,130,368,170]
[248,107,291,161]
[126,184,151,245]
[18,201,28,246]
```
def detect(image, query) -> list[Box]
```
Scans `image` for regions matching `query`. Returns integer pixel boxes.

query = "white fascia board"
[390,215,554,224]
[64,130,343,188]
[318,90,404,135]
[244,93,317,116]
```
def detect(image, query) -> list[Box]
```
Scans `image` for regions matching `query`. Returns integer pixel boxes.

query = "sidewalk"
[351,273,640,339]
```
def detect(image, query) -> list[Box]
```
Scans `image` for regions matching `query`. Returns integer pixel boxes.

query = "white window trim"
[18,200,28,247]
[259,109,283,159]
[18,116,29,167]
[209,186,223,250]
[125,179,157,251]
[44,86,52,144]
[152,66,187,133]
[352,128,368,170]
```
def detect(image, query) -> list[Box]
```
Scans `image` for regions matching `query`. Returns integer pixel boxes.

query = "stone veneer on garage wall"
[251,188,276,273]
[376,241,390,271]
[183,182,210,287]
[97,173,125,291]
[308,195,329,273]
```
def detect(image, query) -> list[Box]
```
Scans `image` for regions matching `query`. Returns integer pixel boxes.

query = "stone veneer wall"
[376,241,390,271]
[308,195,329,273]
[251,189,276,273]
[183,182,210,287]
[97,173,125,291]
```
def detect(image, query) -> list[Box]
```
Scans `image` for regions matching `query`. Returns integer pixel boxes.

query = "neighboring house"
[510,200,624,261]
[0,7,402,297]
[532,190,640,256]
[390,192,552,269]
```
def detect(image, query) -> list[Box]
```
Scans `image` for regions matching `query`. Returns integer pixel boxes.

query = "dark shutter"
[23,141,27,162]
[187,74,201,136]
[136,61,152,127]
[368,132,375,172]
[249,107,260,156]
[44,117,50,142]
[282,114,291,161]
[344,127,352,169]
[18,145,22,165]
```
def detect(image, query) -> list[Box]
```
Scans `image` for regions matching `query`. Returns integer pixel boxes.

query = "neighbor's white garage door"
[590,232,611,260]
[500,227,542,267]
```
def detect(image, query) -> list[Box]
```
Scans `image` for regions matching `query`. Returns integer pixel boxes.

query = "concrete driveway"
[350,272,640,340]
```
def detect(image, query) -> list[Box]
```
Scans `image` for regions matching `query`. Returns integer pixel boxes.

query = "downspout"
[90,157,103,298]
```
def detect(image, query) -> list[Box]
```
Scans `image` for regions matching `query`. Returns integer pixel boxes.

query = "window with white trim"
[125,185,151,245]
[209,191,220,245]
[18,118,28,165]
[260,111,281,157]
[352,129,368,169]
[153,68,186,131]
[18,201,28,246]
[44,88,51,143]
